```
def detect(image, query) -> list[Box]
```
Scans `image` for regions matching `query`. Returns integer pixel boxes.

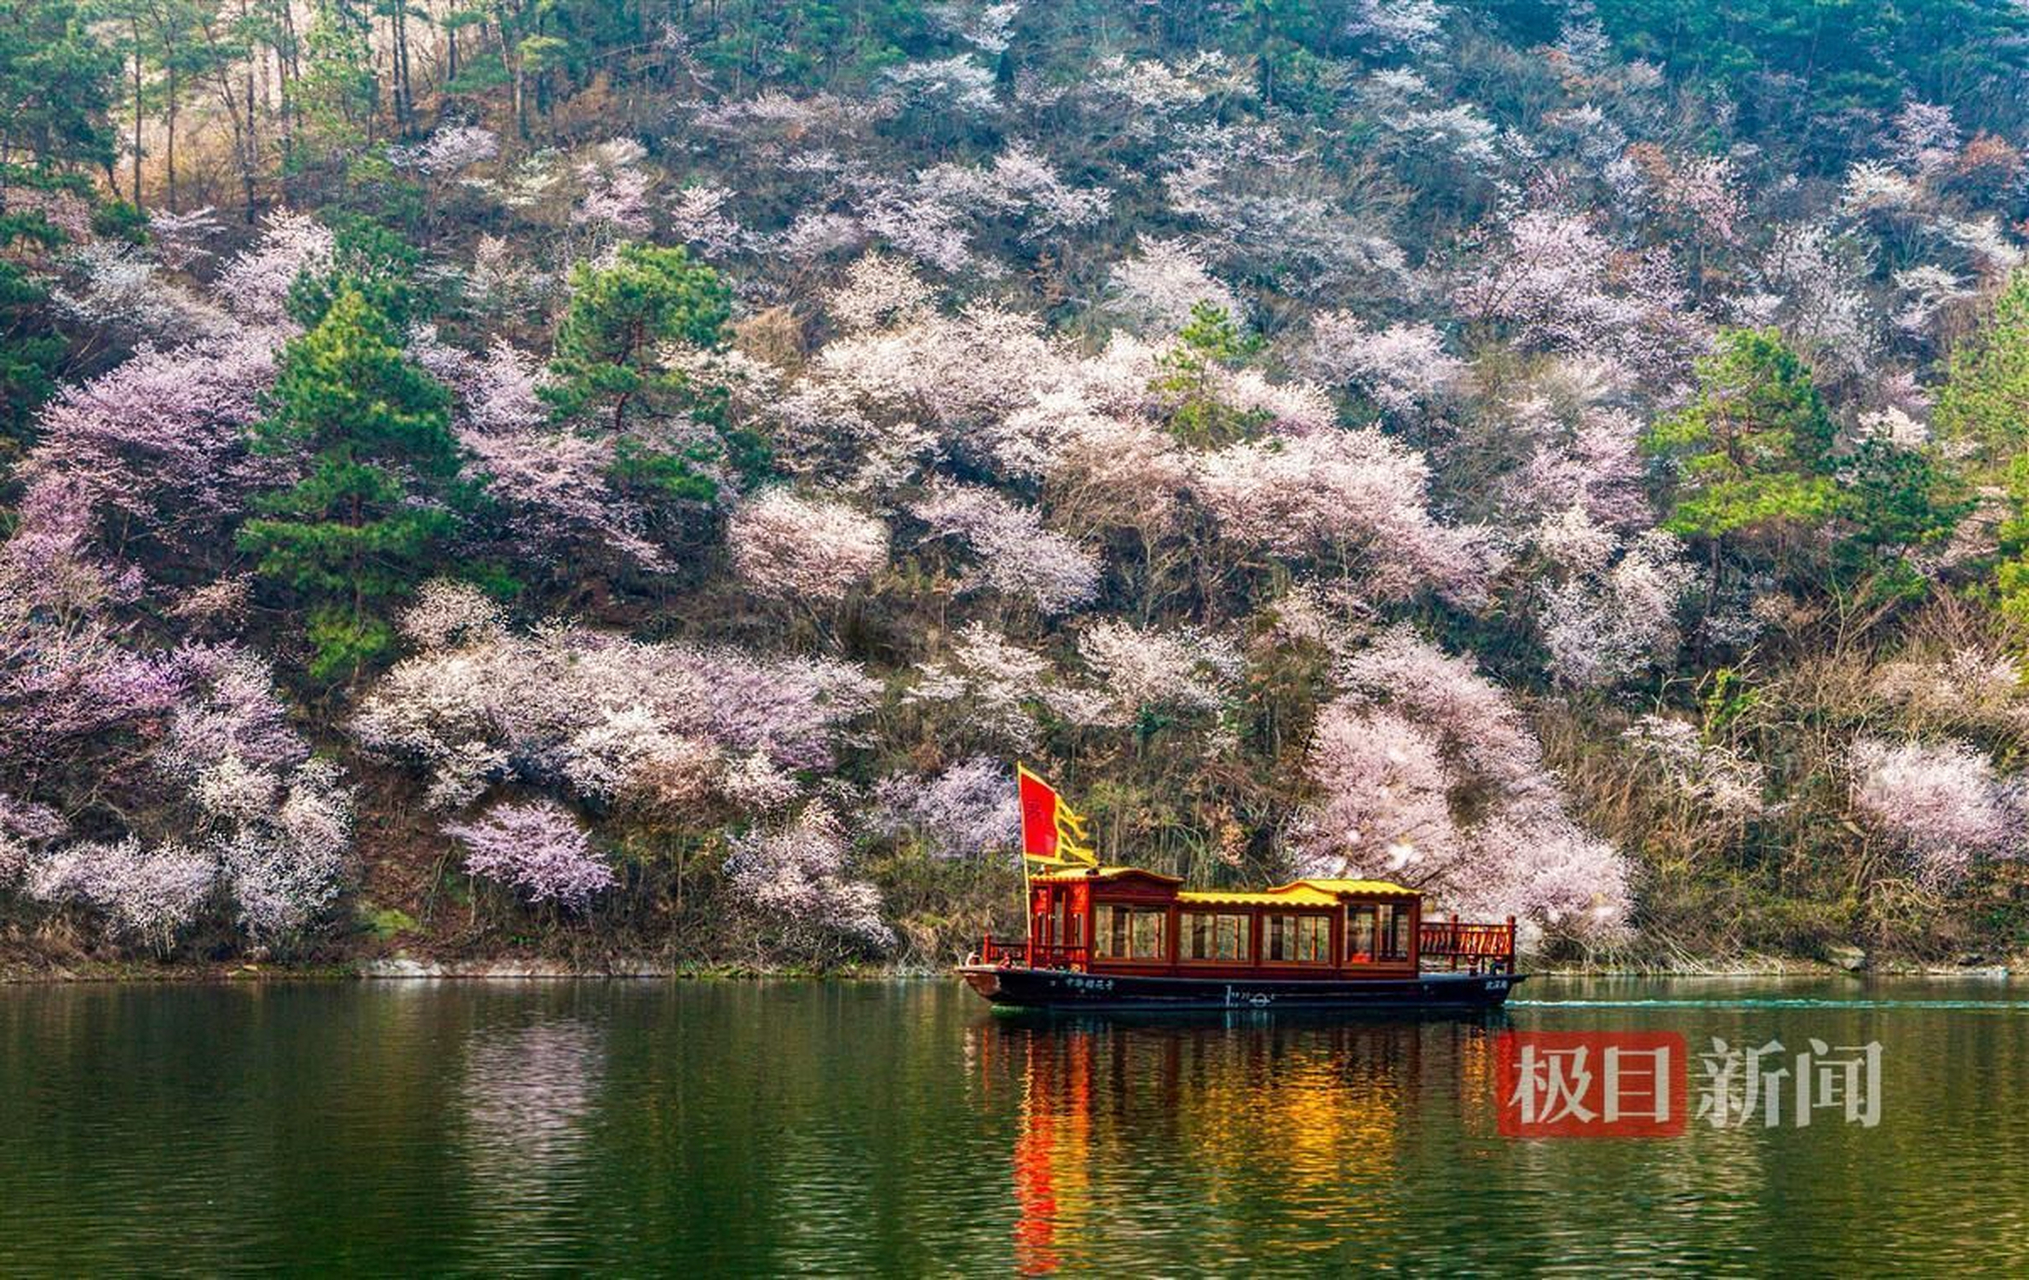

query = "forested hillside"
[5,0,2029,971]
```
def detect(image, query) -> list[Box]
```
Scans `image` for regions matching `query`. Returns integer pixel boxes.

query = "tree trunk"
[165,59,177,211]
[131,19,144,209]
[393,0,412,133]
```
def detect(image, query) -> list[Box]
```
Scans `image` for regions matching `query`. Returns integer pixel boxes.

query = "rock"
[1956,952,1989,967]
[1825,943,1868,972]
[360,957,444,979]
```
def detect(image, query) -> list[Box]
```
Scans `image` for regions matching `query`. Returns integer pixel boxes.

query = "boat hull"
[956,964,1523,1011]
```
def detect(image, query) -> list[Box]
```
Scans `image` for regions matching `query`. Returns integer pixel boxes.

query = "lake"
[2,976,2026,1274]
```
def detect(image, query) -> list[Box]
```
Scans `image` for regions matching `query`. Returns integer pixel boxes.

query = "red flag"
[1017,765,1096,866]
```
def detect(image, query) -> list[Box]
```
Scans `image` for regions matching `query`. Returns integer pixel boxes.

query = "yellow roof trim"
[1029,865,1420,900]
[1031,865,1184,885]
[1177,888,1341,908]
[1273,878,1421,898]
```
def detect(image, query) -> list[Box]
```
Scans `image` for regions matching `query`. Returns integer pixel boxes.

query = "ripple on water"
[0,979,2024,1274]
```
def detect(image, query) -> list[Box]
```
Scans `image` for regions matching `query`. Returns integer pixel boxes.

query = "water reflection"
[458,1016,606,1223]
[8,981,2029,1272]
[979,1014,1509,1273]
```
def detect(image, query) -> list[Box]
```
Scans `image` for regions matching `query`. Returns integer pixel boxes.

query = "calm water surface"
[2,976,2026,1275]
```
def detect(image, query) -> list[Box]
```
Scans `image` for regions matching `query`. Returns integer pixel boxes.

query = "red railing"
[980,937,1090,971]
[1418,916,1517,973]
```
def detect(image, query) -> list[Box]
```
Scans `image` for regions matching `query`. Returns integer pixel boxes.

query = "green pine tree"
[544,242,758,502]
[239,285,461,679]
[545,242,732,431]
[1935,268,2029,470]
[1154,301,1268,446]
[0,209,68,461]
[2000,456,2029,627]
[1935,268,2029,619]
[1646,328,1841,546]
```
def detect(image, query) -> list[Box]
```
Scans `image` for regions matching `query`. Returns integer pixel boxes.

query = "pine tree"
[1936,269,2029,469]
[545,242,731,432]
[239,284,461,679]
[543,242,756,502]
[0,212,66,460]
[1646,328,1841,545]
[1936,270,2029,618]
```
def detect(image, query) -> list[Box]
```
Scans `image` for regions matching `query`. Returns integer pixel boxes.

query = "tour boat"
[957,866,1522,1012]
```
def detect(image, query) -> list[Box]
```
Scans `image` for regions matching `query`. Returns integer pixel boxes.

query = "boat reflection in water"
[970,1011,1511,1274]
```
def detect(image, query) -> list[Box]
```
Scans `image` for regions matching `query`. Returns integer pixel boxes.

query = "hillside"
[4,0,2029,972]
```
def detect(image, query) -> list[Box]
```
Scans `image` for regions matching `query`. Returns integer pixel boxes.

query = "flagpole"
[1016,763,1032,965]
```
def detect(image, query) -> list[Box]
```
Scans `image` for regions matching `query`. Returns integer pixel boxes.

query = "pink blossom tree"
[726,804,894,957]
[728,490,889,604]
[24,838,218,954]
[871,756,1021,861]
[1193,429,1494,604]
[1305,314,1464,416]
[909,484,1100,615]
[1850,739,2021,887]
[447,799,616,911]
[1295,626,1633,938]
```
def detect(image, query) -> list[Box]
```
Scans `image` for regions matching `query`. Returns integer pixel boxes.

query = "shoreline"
[2,955,2020,985]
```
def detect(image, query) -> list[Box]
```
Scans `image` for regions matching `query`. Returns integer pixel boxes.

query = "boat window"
[1347,904,1378,963]
[1130,910,1165,959]
[1266,914,1330,964]
[1180,912,1251,961]
[1094,905,1167,960]
[1376,903,1410,961]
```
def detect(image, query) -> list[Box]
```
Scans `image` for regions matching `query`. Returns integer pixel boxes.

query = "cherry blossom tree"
[1850,738,2020,887]
[1295,705,1459,877]
[826,253,935,333]
[910,484,1100,614]
[0,796,65,886]
[1534,518,1696,688]
[725,804,894,957]
[1306,314,1463,416]
[1077,621,1241,720]
[1295,627,1633,937]
[24,838,216,954]
[1193,429,1495,603]
[23,331,280,548]
[1623,716,1769,821]
[729,490,888,604]
[871,756,1020,861]
[389,125,500,178]
[213,210,336,327]
[913,618,1111,733]
[1107,236,1241,334]
[447,800,616,911]
[354,598,878,811]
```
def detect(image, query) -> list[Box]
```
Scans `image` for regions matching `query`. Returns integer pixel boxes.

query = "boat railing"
[1417,916,1517,974]
[980,936,1089,971]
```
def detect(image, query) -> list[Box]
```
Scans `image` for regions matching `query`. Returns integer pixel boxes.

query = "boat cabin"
[981,865,1515,978]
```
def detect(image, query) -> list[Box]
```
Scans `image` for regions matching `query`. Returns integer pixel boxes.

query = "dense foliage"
[4,0,2029,969]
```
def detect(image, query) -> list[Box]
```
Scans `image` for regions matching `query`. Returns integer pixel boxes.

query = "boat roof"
[1032,866,1419,901]
[1031,866,1184,885]
[1177,888,1342,907]
[1277,878,1422,899]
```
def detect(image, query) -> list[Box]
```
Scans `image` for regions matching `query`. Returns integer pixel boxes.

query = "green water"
[1,976,2026,1275]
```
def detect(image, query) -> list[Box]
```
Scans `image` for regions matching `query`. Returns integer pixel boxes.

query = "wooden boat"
[957,866,1522,1011]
